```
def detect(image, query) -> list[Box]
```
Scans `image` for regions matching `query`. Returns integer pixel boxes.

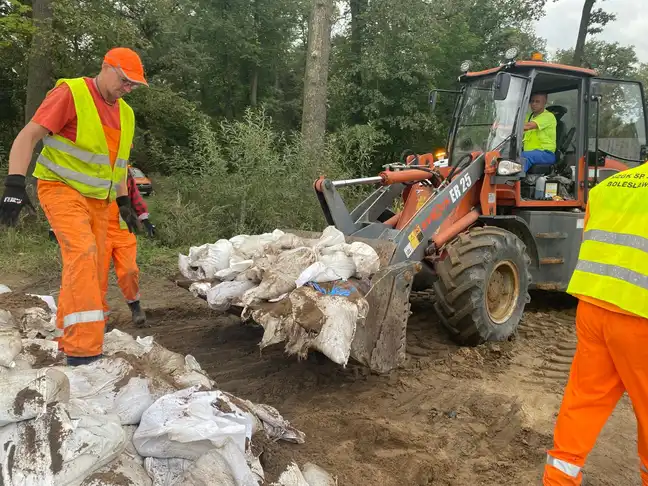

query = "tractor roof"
[464,60,598,79]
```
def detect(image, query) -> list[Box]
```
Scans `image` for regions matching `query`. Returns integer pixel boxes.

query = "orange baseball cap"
[104,47,148,86]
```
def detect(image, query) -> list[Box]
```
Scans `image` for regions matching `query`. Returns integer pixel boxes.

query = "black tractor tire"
[433,226,531,346]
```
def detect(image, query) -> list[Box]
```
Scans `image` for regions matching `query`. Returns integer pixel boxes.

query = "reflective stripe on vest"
[32,77,135,201]
[567,163,648,318]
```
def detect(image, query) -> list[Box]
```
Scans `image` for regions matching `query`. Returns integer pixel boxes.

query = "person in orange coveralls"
[0,47,147,366]
[543,161,648,485]
[101,169,155,327]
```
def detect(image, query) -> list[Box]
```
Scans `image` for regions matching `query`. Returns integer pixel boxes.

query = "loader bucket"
[281,230,420,374]
[176,230,420,374]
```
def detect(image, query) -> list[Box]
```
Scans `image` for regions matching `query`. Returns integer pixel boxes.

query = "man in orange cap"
[0,47,148,366]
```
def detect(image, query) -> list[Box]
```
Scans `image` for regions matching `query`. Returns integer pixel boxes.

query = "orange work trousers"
[544,299,648,485]
[100,201,140,315]
[38,181,108,358]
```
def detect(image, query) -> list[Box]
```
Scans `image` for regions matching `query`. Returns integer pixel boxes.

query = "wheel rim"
[486,260,520,324]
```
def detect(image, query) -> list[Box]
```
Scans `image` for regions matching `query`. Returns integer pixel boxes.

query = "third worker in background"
[522,92,557,173]
[543,161,648,485]
[101,167,155,328]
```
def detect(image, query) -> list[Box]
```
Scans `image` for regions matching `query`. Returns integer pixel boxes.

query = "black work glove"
[116,196,139,234]
[0,175,36,227]
[141,218,156,238]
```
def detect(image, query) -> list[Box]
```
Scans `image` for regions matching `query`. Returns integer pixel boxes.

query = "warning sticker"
[405,225,424,257]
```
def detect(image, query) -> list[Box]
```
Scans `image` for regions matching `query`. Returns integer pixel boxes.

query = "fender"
[478,215,540,268]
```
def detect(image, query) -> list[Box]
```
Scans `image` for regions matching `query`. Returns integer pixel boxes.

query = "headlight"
[497,160,522,175]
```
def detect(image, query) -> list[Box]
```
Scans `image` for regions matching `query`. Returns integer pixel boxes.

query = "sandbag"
[0,284,11,294]
[206,280,257,312]
[295,252,355,287]
[0,327,23,367]
[285,286,368,366]
[178,438,258,486]
[312,227,345,250]
[347,241,380,279]
[271,463,309,486]
[178,254,204,281]
[302,463,337,486]
[18,338,64,367]
[103,330,154,358]
[133,387,254,461]
[242,248,317,304]
[189,281,213,299]
[0,308,14,328]
[81,454,152,486]
[223,393,305,444]
[144,457,191,486]
[144,344,214,390]
[21,307,57,339]
[0,368,70,425]
[0,402,126,486]
[196,240,234,279]
[58,357,155,425]
[233,230,285,259]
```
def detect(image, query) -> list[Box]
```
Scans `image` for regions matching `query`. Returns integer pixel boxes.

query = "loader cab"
[448,59,648,207]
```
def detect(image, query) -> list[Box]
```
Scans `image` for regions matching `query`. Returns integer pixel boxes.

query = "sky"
[534,0,648,63]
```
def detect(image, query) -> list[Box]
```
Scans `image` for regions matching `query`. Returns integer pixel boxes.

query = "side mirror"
[493,72,511,101]
[429,90,439,113]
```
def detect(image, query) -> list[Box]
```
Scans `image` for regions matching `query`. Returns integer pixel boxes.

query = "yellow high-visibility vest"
[33,77,135,201]
[567,162,648,318]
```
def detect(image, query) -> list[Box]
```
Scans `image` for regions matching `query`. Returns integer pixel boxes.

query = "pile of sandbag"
[178,227,381,366]
[0,291,335,486]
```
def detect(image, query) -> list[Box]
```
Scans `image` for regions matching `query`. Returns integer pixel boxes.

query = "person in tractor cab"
[101,168,155,328]
[522,92,557,172]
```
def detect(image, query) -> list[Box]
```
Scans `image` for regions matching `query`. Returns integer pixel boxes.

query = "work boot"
[128,300,147,328]
[67,355,103,366]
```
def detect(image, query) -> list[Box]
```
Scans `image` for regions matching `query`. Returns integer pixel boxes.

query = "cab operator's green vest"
[567,163,648,318]
[33,77,135,201]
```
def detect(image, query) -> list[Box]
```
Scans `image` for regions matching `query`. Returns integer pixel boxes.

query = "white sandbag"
[312,227,345,249]
[144,344,214,390]
[247,305,292,349]
[0,284,11,294]
[144,457,192,486]
[0,368,70,425]
[178,253,204,281]
[286,286,368,366]
[215,254,254,281]
[207,280,257,312]
[223,393,305,444]
[233,232,283,259]
[59,357,155,425]
[122,425,145,466]
[0,402,126,486]
[0,309,14,328]
[133,387,254,461]
[295,251,355,287]
[178,438,258,486]
[0,327,22,367]
[189,281,213,298]
[103,329,154,358]
[271,463,309,486]
[199,240,234,278]
[81,454,152,486]
[17,338,63,367]
[347,241,380,279]
[302,463,337,486]
[21,307,57,339]
[242,248,317,304]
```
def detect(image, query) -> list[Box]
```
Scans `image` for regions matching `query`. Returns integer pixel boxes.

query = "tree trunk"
[25,0,54,180]
[301,0,334,161]
[573,0,595,67]
[349,0,367,124]
[250,67,259,107]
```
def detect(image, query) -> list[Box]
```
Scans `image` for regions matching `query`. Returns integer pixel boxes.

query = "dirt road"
[3,273,641,485]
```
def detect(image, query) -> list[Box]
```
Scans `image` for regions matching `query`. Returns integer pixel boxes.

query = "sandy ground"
[2,272,641,485]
